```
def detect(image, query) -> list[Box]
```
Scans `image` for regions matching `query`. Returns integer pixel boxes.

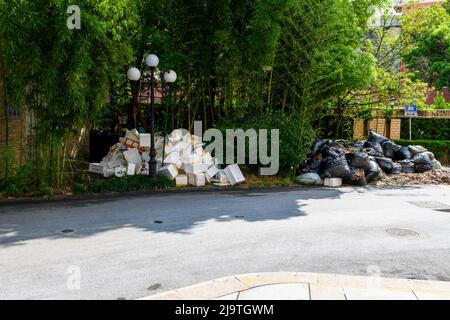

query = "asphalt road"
[1,185,450,300]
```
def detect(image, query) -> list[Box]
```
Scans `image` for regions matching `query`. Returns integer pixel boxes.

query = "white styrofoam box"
[139,133,151,148]
[173,140,191,153]
[142,151,150,162]
[104,168,115,178]
[158,165,178,180]
[115,166,127,178]
[182,152,202,164]
[164,152,181,165]
[324,178,342,187]
[175,175,188,187]
[202,152,214,166]
[193,145,204,156]
[101,153,124,169]
[205,165,219,181]
[175,160,183,170]
[224,164,245,185]
[168,129,189,144]
[124,148,141,164]
[164,143,175,155]
[191,135,202,145]
[217,169,227,182]
[182,144,193,156]
[184,163,209,174]
[127,163,136,176]
[123,129,140,148]
[188,173,206,187]
[89,163,106,176]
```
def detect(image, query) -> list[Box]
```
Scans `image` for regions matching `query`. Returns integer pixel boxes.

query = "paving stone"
[238,283,310,300]
[309,284,346,300]
[413,290,450,300]
[343,287,417,300]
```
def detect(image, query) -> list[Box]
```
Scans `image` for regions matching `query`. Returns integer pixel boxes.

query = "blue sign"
[404,104,418,117]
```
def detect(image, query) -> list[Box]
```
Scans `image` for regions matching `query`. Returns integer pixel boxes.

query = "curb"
[0,185,312,208]
[140,272,450,300]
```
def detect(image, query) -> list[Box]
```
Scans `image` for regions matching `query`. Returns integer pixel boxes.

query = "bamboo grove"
[1,0,388,191]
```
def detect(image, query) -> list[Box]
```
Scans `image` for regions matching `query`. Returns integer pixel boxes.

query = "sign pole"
[409,117,412,141]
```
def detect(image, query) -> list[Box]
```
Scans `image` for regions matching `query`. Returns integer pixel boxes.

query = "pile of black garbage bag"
[297,131,442,186]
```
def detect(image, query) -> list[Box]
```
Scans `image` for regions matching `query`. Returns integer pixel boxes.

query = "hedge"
[394,139,450,165]
[401,119,450,140]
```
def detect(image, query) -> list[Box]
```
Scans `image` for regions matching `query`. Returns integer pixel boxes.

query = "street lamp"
[127,54,176,178]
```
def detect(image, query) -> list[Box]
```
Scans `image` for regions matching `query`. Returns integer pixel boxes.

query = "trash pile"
[89,128,245,187]
[382,168,450,185]
[296,131,444,187]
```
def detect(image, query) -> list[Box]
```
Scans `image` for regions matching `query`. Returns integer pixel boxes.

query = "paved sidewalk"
[141,272,450,300]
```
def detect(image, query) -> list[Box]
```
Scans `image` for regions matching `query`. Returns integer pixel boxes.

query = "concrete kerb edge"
[139,272,450,300]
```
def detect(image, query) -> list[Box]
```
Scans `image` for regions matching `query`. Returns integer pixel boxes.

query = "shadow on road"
[0,188,351,246]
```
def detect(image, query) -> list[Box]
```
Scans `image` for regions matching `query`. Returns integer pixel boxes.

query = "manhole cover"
[148,283,162,291]
[61,229,75,234]
[409,201,450,210]
[386,228,420,238]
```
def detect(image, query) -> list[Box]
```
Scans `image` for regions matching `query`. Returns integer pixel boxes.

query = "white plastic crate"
[224,164,245,185]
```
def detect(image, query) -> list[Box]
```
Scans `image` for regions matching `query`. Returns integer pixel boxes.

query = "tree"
[401,1,450,89]
[0,0,136,187]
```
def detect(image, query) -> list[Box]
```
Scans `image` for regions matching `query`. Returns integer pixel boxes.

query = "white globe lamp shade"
[127,67,141,81]
[164,70,177,83]
[145,54,159,67]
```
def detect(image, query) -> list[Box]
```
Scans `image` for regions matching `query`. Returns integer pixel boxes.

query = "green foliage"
[215,111,316,173]
[73,175,175,194]
[401,1,450,89]
[395,139,450,165]
[400,118,450,141]
[0,0,136,190]
[0,164,32,197]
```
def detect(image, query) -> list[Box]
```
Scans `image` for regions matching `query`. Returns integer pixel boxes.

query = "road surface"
[1,185,450,299]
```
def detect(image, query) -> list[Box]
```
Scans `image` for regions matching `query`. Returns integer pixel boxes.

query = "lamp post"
[161,70,177,161]
[127,54,176,178]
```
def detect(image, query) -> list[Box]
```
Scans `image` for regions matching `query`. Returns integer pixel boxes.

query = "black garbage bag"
[319,148,352,180]
[398,160,415,173]
[363,148,378,157]
[382,141,401,159]
[305,157,322,173]
[354,140,366,149]
[364,141,383,156]
[375,157,394,173]
[391,163,402,175]
[312,140,325,154]
[415,162,433,173]
[365,160,381,182]
[394,147,412,161]
[368,131,389,144]
[346,152,371,170]
[346,167,367,186]
[413,152,434,164]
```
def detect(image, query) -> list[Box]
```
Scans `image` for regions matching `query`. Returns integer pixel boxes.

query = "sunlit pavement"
[142,272,450,300]
[1,185,450,299]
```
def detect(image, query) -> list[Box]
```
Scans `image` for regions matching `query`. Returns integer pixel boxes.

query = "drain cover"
[386,228,420,238]
[61,229,75,234]
[409,201,450,210]
[148,283,162,291]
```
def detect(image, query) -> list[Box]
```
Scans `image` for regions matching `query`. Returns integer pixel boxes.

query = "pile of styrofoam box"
[88,128,245,187]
